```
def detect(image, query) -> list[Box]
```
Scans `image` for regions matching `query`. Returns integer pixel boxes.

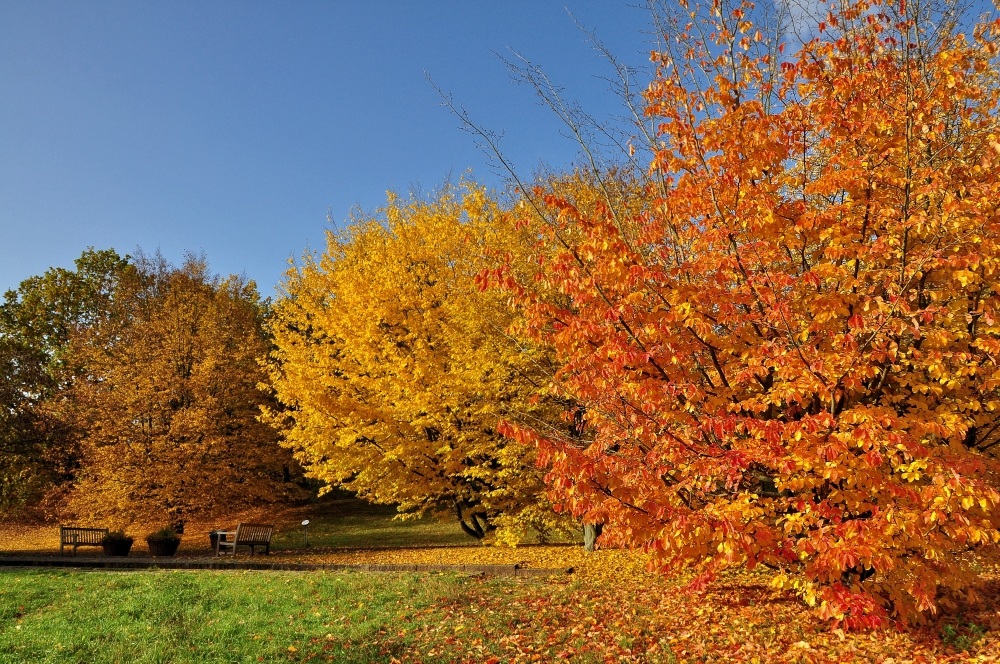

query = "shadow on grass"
[260,498,479,551]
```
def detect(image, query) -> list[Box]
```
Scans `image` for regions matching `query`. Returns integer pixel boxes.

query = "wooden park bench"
[59,526,109,556]
[216,522,274,556]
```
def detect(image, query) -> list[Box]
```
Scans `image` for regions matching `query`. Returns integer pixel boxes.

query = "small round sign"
[301,520,310,526]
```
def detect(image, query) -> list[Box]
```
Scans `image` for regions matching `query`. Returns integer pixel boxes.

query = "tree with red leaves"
[497,0,1000,627]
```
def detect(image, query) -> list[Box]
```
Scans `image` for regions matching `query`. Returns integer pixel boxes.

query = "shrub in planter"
[102,530,134,557]
[146,526,181,556]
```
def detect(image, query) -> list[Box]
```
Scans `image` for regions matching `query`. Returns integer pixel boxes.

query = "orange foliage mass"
[494,0,1000,627]
[65,256,296,527]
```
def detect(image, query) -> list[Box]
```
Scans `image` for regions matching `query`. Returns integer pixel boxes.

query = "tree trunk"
[583,522,603,551]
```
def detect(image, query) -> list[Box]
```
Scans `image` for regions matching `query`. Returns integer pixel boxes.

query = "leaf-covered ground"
[276,547,1000,663]
[3,511,1000,662]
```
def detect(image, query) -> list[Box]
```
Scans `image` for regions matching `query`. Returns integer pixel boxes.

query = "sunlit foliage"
[66,254,298,527]
[266,184,570,541]
[496,0,1000,626]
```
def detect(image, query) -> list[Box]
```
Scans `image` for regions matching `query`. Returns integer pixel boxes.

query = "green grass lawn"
[268,500,479,551]
[0,568,482,663]
[0,500,593,663]
[262,498,580,552]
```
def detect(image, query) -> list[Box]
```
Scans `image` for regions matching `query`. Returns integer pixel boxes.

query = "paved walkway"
[0,554,569,577]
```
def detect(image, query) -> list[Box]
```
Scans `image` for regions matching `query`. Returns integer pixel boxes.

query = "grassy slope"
[0,497,578,555]
[268,500,478,551]
[0,498,483,556]
[0,569,475,664]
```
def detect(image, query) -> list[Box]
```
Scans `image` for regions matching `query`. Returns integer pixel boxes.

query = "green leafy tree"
[0,249,130,513]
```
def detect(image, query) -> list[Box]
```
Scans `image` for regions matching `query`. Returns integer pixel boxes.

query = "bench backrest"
[60,526,109,544]
[234,523,274,545]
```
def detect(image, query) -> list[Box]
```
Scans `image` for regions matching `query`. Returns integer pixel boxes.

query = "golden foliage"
[266,183,570,541]
[66,255,297,527]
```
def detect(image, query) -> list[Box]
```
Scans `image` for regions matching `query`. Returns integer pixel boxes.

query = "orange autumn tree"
[496,0,1000,626]
[67,254,298,527]
[266,184,571,542]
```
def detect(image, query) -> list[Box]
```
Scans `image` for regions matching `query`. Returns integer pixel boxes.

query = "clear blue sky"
[1,1,656,296]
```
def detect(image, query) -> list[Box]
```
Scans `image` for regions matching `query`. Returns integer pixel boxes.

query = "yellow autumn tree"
[266,183,569,541]
[67,254,299,527]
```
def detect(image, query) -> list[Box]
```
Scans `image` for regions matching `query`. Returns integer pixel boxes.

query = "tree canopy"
[266,184,571,542]
[0,249,130,513]
[494,0,1000,626]
[65,254,298,526]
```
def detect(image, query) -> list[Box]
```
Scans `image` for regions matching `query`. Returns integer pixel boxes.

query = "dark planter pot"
[209,531,223,551]
[146,536,181,557]
[102,538,134,557]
